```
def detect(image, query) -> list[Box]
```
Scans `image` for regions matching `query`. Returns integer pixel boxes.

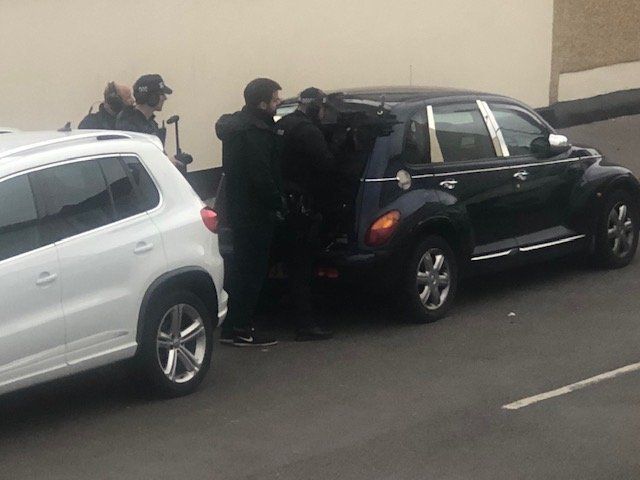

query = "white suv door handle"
[36,272,58,286]
[439,179,458,190]
[134,242,154,255]
[513,170,529,181]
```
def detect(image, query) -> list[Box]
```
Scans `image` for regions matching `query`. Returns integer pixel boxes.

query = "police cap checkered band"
[298,87,327,104]
[133,74,173,95]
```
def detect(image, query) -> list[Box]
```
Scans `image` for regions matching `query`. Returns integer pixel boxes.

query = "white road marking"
[502,361,640,410]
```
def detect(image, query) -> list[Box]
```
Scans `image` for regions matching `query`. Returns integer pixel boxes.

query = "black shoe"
[295,326,333,342]
[232,329,278,347]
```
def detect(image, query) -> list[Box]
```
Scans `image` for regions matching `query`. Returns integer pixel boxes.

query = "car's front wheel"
[592,190,639,269]
[399,235,458,323]
[136,290,213,398]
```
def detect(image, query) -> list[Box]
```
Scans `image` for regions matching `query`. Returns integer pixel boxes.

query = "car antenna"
[58,121,72,132]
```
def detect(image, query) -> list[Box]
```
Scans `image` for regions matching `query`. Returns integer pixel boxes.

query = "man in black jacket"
[79,82,133,130]
[215,78,284,347]
[116,74,186,170]
[276,87,337,341]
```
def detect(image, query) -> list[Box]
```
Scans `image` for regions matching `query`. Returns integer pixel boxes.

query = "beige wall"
[0,0,553,170]
[550,0,640,102]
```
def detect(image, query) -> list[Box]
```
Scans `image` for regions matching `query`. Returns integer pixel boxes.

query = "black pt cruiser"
[271,86,640,323]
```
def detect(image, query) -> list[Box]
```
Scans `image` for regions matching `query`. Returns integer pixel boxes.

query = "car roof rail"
[0,131,133,159]
[96,134,131,141]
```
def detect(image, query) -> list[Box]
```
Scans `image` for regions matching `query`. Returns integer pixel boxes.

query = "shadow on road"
[0,255,602,425]
[0,363,144,437]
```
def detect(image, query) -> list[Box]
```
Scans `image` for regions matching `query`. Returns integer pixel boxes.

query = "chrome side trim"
[481,101,510,157]
[360,155,601,183]
[362,177,398,183]
[471,249,514,261]
[426,105,444,163]
[518,235,586,252]
[477,100,504,157]
[431,156,587,177]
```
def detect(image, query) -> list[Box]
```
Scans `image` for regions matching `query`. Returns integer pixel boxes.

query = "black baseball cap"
[298,87,327,104]
[133,74,173,96]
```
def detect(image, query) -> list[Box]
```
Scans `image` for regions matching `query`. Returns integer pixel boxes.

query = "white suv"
[0,131,227,397]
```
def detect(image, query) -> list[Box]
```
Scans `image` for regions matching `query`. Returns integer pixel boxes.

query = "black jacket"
[115,106,166,145]
[276,110,337,206]
[78,104,117,130]
[215,106,284,228]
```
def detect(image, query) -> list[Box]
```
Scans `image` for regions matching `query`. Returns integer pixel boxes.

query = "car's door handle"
[439,179,458,190]
[134,242,154,255]
[36,272,58,286]
[513,171,529,181]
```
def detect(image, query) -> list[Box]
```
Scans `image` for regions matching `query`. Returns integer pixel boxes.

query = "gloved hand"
[176,152,193,165]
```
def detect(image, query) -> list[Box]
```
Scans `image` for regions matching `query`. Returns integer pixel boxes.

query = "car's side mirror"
[530,133,571,157]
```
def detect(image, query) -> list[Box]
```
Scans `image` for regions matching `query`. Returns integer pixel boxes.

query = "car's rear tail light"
[201,207,219,233]
[365,210,401,246]
[316,267,340,279]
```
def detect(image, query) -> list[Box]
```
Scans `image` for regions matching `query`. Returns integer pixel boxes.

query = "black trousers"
[282,212,323,330]
[222,222,275,335]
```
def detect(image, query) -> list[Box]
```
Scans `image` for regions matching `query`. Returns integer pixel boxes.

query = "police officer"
[116,74,186,170]
[215,78,285,347]
[79,82,134,130]
[276,87,337,341]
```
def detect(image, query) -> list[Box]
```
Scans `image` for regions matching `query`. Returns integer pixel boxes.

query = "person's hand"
[171,155,186,168]
[176,152,193,165]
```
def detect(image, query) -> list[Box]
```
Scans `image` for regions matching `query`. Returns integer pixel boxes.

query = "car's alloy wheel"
[416,248,451,310]
[593,190,639,269]
[400,235,458,323]
[607,202,635,259]
[137,290,213,398]
[156,304,207,384]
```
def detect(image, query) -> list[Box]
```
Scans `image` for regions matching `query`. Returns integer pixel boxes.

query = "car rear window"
[99,156,160,220]
[402,109,430,166]
[0,175,43,262]
[122,156,160,212]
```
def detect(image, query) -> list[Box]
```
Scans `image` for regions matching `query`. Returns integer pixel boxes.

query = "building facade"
[1,0,638,170]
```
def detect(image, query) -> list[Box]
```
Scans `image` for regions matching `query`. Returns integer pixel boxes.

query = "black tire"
[136,290,214,398]
[398,235,458,323]
[592,190,639,269]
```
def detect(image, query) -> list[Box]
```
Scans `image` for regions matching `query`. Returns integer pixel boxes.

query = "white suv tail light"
[200,207,219,233]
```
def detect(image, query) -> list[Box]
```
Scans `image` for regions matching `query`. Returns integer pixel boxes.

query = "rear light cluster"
[200,207,219,233]
[365,210,401,247]
[316,267,339,279]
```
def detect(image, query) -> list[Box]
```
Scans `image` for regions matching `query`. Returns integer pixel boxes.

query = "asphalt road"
[1,115,640,480]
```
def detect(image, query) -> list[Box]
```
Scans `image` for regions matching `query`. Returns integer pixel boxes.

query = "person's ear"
[258,101,268,111]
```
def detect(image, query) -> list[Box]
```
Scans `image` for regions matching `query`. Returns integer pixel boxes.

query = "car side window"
[0,175,43,262]
[402,110,430,166]
[122,156,160,211]
[432,104,496,162]
[30,160,114,243]
[99,157,145,220]
[489,105,548,157]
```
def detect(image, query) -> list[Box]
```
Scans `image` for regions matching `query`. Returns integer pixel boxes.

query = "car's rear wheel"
[399,235,458,323]
[592,190,639,269]
[136,290,213,398]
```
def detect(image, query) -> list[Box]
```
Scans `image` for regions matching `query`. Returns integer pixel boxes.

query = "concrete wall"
[0,0,553,170]
[550,0,640,102]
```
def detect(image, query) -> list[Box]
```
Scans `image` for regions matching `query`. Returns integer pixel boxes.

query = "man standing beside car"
[79,81,134,130]
[275,87,337,341]
[116,74,186,170]
[215,78,285,347]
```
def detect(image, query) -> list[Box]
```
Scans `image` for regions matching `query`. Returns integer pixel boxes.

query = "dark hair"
[243,78,281,108]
